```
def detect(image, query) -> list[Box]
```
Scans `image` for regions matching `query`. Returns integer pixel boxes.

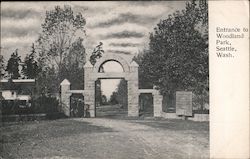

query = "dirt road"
[0,118,209,159]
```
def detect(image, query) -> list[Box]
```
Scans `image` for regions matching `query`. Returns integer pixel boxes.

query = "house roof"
[0,79,35,83]
[0,79,35,91]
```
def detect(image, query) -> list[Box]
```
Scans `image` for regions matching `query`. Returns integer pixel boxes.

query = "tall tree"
[36,66,58,97]
[60,37,85,89]
[133,50,153,89]
[37,5,86,73]
[36,5,86,94]
[0,54,5,79]
[22,43,41,79]
[135,0,208,107]
[6,49,21,79]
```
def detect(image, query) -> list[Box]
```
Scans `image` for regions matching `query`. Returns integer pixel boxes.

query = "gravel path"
[0,118,209,159]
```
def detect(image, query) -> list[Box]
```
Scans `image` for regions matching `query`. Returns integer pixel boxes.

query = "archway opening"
[95,78,128,118]
[98,60,124,73]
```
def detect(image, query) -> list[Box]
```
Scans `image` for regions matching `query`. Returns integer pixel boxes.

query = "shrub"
[31,96,59,114]
[1,100,33,115]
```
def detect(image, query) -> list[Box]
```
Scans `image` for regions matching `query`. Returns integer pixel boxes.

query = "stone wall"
[60,54,168,118]
[161,112,209,121]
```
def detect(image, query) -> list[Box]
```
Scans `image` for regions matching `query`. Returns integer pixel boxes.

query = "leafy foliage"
[133,50,154,89]
[115,79,127,108]
[36,5,86,94]
[108,79,127,108]
[36,66,58,96]
[136,0,208,95]
[31,96,59,113]
[134,0,208,110]
[90,42,104,65]
[91,43,105,105]
[0,54,5,79]
[6,49,21,79]
[109,91,118,105]
[37,5,86,69]
[60,38,85,89]
[101,95,108,105]
[22,43,41,79]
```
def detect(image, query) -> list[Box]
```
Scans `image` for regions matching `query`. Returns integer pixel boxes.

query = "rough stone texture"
[93,53,130,73]
[161,112,209,122]
[127,80,139,116]
[138,88,163,117]
[83,61,96,117]
[176,91,192,116]
[127,62,139,116]
[60,53,158,118]
[153,96,163,117]
[60,79,71,116]
[91,53,140,117]
[189,114,209,122]
[161,112,182,119]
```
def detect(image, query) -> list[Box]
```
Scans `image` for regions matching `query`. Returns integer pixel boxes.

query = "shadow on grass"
[1,119,116,144]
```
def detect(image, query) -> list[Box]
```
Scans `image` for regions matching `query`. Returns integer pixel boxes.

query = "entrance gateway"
[60,53,163,117]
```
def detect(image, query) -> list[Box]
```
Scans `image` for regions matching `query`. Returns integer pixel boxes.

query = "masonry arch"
[98,60,124,73]
[60,53,163,118]
[93,54,130,73]
[83,53,139,117]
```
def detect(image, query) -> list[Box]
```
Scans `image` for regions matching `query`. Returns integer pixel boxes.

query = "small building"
[0,79,35,103]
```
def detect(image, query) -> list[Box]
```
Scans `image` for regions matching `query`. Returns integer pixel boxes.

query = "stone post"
[84,61,95,117]
[153,89,163,117]
[128,61,139,117]
[60,79,71,116]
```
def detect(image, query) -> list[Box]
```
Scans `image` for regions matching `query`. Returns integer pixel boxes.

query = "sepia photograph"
[0,1,229,158]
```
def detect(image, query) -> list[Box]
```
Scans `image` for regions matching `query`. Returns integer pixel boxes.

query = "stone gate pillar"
[153,89,163,117]
[84,61,95,117]
[60,79,71,116]
[128,61,139,116]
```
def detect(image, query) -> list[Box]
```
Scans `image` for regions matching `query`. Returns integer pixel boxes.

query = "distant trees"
[0,55,5,79]
[22,43,41,79]
[6,49,21,79]
[1,5,87,97]
[108,79,128,108]
[115,79,128,108]
[101,95,108,105]
[109,91,118,105]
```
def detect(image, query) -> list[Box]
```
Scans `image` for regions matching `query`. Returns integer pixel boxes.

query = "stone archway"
[60,53,163,118]
[84,53,139,117]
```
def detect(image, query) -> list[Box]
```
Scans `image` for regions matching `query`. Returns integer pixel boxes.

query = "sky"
[1,1,187,98]
[1,1,186,60]
[100,61,124,99]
